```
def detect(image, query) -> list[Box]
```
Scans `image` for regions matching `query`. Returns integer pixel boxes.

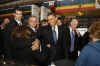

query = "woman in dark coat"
[10,25,54,66]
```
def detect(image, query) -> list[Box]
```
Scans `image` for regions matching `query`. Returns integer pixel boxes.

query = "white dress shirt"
[52,25,58,40]
[30,26,37,32]
[15,18,22,25]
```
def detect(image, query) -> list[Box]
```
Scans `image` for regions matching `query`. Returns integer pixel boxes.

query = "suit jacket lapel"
[68,27,71,41]
[13,19,19,26]
[49,26,54,41]
[57,26,61,42]
[67,28,71,48]
[13,19,23,26]
[47,26,56,45]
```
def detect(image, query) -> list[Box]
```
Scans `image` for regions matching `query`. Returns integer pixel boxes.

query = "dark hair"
[47,13,56,17]
[40,19,47,25]
[28,16,37,20]
[57,17,62,20]
[11,25,37,41]
[68,17,79,23]
[67,17,79,26]
[13,7,22,13]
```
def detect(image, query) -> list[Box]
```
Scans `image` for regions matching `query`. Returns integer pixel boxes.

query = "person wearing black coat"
[3,7,25,62]
[37,13,67,66]
[10,25,54,66]
[0,26,4,57]
[0,18,10,62]
[64,17,82,61]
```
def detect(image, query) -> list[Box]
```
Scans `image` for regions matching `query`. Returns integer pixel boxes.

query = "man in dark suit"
[37,13,66,65]
[6,7,24,31]
[65,17,81,61]
[4,7,24,63]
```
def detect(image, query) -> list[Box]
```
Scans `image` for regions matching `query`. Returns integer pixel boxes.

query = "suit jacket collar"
[48,25,62,44]
[28,26,37,32]
[11,19,18,26]
[13,18,23,25]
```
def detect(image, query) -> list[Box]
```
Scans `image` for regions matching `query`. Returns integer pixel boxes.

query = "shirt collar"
[30,26,36,32]
[52,25,58,30]
[69,26,73,32]
[15,18,22,24]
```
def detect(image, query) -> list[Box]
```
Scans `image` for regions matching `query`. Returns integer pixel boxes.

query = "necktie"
[52,27,57,45]
[70,30,75,52]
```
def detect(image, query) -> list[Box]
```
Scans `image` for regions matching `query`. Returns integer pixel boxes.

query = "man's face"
[47,15,57,27]
[29,17,38,28]
[14,10,22,20]
[70,19,78,29]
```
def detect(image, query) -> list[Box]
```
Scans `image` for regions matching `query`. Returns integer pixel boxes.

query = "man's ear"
[13,13,16,17]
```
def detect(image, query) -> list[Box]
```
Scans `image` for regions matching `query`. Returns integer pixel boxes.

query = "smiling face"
[47,14,57,27]
[28,16,38,28]
[14,10,22,21]
[70,19,79,30]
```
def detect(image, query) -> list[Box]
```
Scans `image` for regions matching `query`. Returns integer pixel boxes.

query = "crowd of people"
[0,7,100,66]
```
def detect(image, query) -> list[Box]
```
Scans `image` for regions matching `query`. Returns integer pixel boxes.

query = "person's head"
[47,13,57,27]
[40,19,48,27]
[69,17,79,30]
[11,25,40,50]
[1,18,10,25]
[11,25,37,41]
[57,17,62,26]
[88,22,100,41]
[13,7,22,21]
[0,18,10,29]
[3,18,10,24]
[28,16,38,28]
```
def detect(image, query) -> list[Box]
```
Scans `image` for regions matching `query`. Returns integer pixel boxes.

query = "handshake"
[31,39,40,51]
[31,39,51,51]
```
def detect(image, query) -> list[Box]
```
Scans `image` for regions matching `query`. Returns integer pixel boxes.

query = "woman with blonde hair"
[75,22,100,66]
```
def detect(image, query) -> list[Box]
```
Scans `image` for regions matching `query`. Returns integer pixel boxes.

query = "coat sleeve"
[75,45,90,66]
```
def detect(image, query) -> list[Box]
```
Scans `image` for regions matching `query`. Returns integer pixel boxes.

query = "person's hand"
[76,29,81,37]
[47,44,51,48]
[32,39,40,51]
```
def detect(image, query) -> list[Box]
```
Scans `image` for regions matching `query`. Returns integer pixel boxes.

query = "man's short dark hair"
[28,16,37,20]
[13,7,22,13]
[47,13,56,17]
[69,17,79,23]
